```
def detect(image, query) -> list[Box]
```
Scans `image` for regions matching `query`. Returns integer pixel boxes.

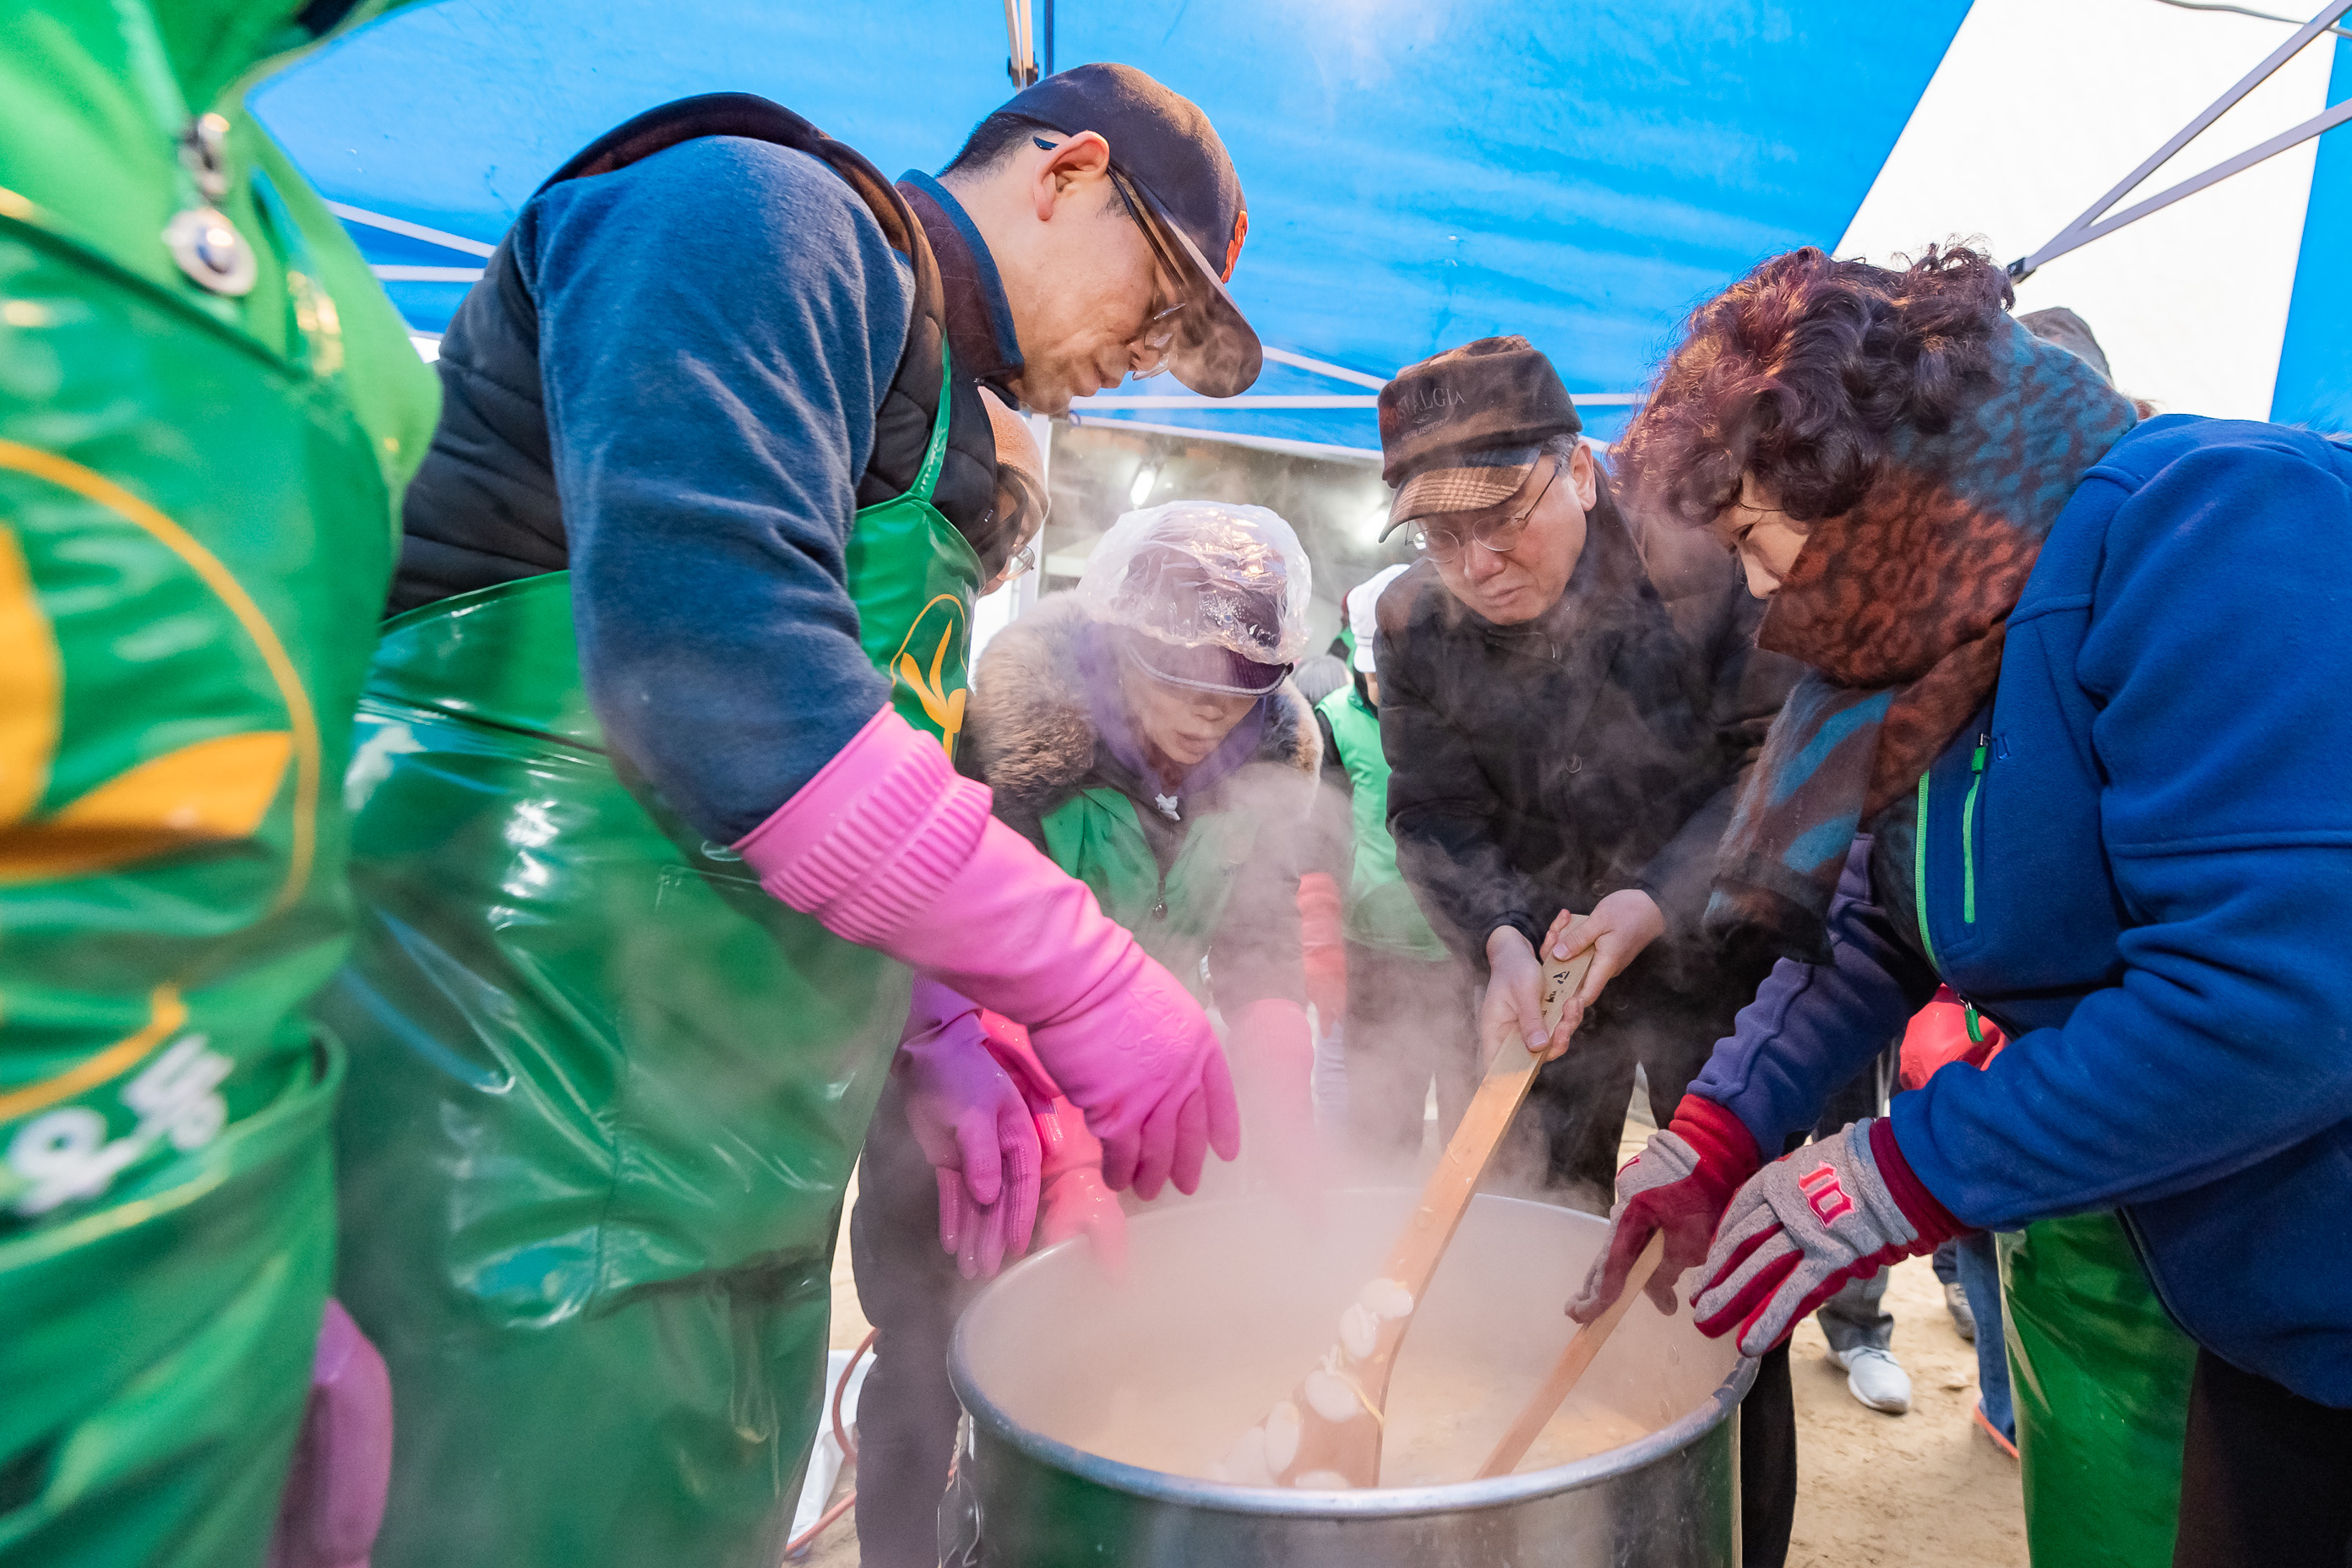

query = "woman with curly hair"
[1570,245,2352,1568]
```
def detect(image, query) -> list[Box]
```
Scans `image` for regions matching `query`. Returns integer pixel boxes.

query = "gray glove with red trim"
[1690,1118,1966,1356]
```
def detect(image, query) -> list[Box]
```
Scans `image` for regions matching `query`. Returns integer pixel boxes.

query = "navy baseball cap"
[1000,63,1262,398]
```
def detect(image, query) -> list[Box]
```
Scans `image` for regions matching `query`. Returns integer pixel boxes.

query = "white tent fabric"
[1838,0,2343,420]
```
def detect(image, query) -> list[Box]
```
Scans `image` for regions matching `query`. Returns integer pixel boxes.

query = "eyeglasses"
[1106,167,1190,378]
[980,466,1050,595]
[1409,456,1561,564]
[981,536,1041,598]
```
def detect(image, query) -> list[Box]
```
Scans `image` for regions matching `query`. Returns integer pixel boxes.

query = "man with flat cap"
[324,63,1260,1568]
[1370,335,1802,1565]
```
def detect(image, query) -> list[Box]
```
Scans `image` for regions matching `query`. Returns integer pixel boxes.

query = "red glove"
[1297,874,1347,1027]
[1567,1096,1761,1321]
[967,1010,1130,1274]
[1692,1118,1967,1355]
[1898,986,2006,1091]
[1228,998,1321,1205]
[1035,1097,1128,1274]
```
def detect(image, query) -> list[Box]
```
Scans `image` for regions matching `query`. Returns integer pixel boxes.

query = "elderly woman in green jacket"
[850,498,1323,1568]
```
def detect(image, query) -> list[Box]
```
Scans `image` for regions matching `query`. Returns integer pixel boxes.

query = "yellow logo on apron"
[891,593,971,760]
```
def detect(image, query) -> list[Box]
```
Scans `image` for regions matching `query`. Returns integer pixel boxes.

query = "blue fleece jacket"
[1690,415,2352,1405]
[514,137,913,842]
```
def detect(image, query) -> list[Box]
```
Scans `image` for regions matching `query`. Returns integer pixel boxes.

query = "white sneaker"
[1829,1346,1913,1414]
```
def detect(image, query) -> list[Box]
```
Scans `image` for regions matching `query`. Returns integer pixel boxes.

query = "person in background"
[1579,244,2352,1568]
[1932,1241,1974,1340]
[1372,336,1804,1565]
[1315,564,1478,1161]
[852,499,1321,1568]
[0,6,436,1565]
[323,66,1260,1568]
[1292,651,1350,708]
[977,387,1048,595]
[1289,649,1353,1124]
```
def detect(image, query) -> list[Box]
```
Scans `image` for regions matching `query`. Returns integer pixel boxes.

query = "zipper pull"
[1972,732,1989,775]
[1963,1001,1984,1045]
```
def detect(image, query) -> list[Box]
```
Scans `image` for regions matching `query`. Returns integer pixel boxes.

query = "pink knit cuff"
[733,707,993,945]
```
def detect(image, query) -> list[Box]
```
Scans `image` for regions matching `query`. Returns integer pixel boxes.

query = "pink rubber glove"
[736,710,1240,1198]
[1035,1097,1128,1273]
[266,1299,393,1568]
[896,982,1043,1280]
[1227,998,1322,1206]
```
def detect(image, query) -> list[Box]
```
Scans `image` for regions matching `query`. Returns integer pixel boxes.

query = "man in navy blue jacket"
[328,67,1273,1568]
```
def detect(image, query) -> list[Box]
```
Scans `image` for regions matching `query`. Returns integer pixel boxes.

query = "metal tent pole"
[1002,0,1038,87]
[2010,0,2352,280]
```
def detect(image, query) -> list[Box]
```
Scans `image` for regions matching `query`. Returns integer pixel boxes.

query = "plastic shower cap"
[1075,500,1314,667]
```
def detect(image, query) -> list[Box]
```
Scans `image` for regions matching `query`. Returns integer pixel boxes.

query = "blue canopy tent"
[254,0,2348,448]
[252,0,1974,456]
[2276,30,2352,428]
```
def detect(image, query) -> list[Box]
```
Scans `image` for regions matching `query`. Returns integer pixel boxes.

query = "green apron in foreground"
[1315,687,1446,960]
[324,357,978,1568]
[2000,1211,2197,1567]
[0,10,435,1559]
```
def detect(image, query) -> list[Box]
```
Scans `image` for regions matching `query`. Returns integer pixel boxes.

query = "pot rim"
[947,1192,1761,1519]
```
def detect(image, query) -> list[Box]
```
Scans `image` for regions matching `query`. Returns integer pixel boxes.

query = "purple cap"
[1001,63,1261,398]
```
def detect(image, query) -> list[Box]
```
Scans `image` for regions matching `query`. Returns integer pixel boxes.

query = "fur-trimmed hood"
[968,594,1320,828]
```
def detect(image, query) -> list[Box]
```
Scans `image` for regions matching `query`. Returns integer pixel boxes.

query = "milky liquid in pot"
[1068,1348,1658,1486]
[978,1193,1704,1492]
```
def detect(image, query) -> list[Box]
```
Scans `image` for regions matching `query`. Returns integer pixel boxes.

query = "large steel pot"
[948,1190,1756,1567]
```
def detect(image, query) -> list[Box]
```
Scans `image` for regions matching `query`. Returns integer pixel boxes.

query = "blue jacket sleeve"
[1690,836,1941,1152]
[518,137,913,841]
[1892,444,2352,1228]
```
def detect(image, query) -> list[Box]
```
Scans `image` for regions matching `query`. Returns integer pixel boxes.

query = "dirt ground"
[800,1149,2028,1568]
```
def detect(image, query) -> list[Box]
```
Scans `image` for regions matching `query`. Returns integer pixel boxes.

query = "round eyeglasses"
[1408,455,1561,563]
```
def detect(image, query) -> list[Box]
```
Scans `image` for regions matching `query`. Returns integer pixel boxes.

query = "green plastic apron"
[1038,789,1255,1000]
[2000,1213,2198,1567]
[1913,735,2201,1568]
[0,107,423,1568]
[323,358,980,1568]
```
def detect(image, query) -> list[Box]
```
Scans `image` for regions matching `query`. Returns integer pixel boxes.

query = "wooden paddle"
[1228,945,1592,1491]
[1473,1230,1667,1479]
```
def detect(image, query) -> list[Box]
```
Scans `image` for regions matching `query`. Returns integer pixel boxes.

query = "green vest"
[0,4,439,1562]
[1317,687,1448,960]
[1038,787,1257,999]
[323,338,978,1565]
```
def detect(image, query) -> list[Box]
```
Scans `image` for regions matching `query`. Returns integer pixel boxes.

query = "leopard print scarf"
[1707,316,2138,960]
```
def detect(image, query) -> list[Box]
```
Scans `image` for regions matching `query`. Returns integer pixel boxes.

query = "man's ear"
[1569,441,1600,511]
[1032,130,1112,222]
